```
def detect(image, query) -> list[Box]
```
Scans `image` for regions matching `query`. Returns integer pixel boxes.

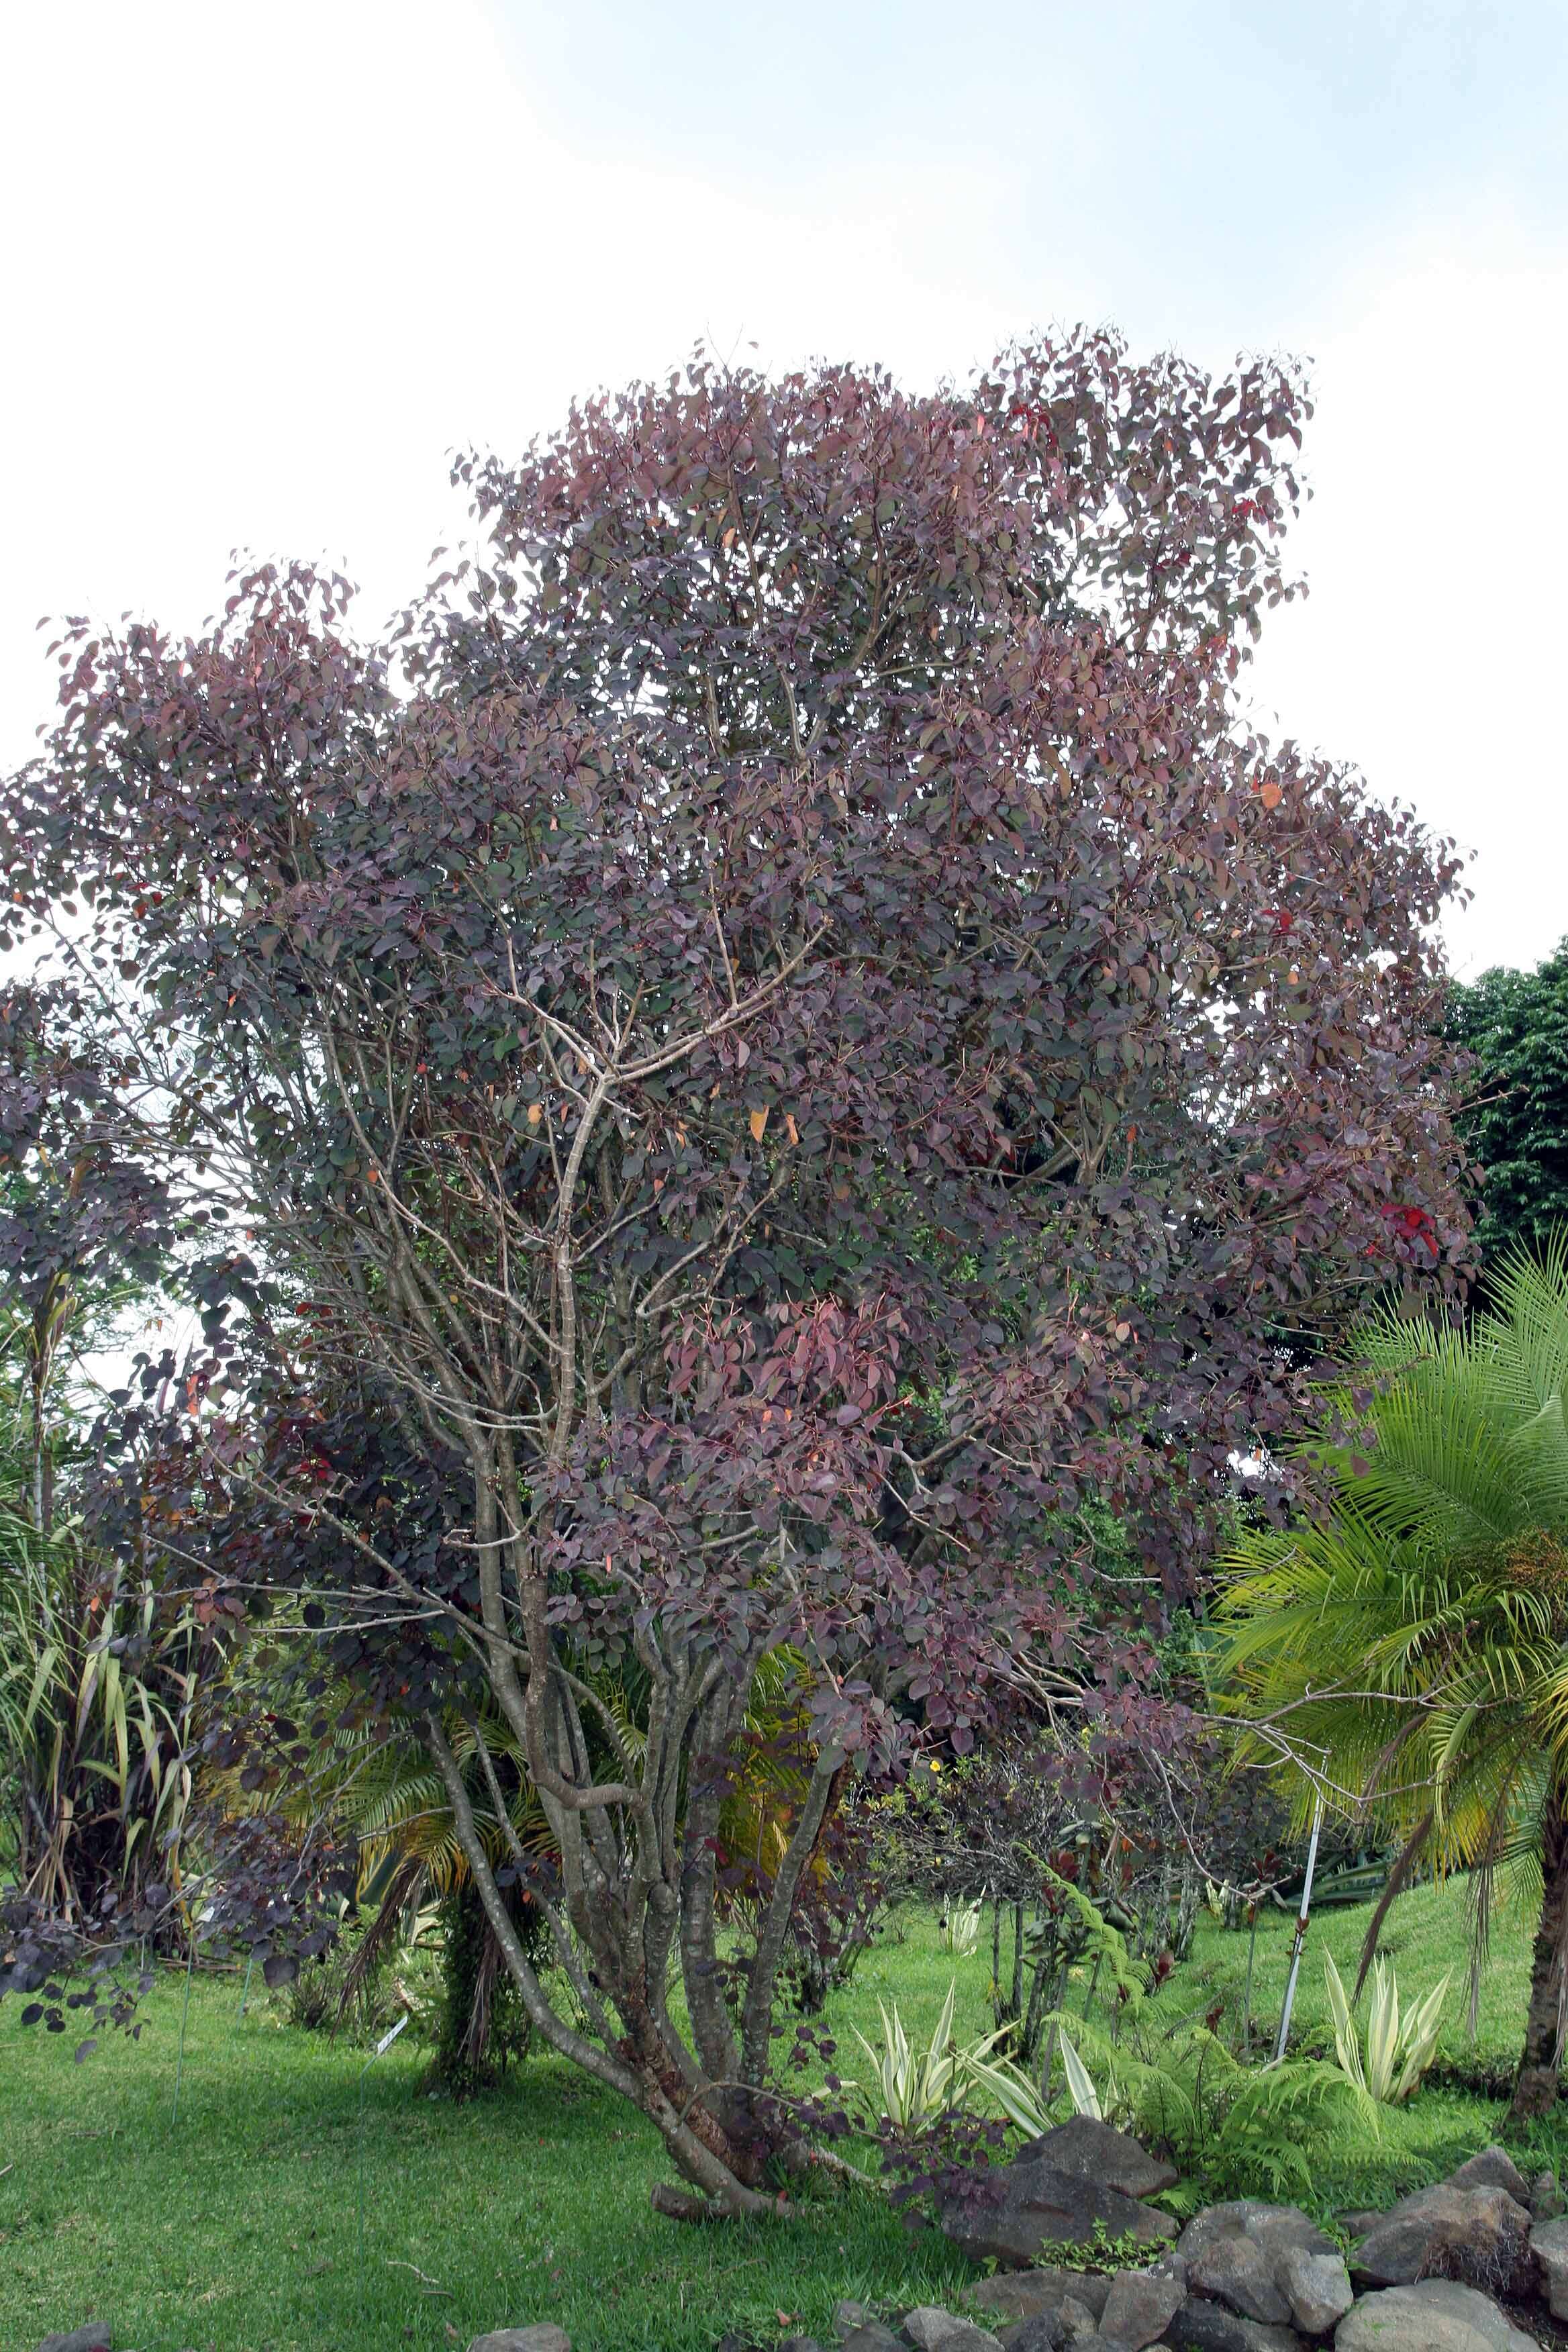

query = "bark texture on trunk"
[1509,1787,1568,2122]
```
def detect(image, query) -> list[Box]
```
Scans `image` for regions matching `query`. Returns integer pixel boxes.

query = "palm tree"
[1216,1238,1568,2120]
[294,1706,556,2094]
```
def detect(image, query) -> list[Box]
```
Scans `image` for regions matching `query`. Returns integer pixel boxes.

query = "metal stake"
[1240,1901,1261,2053]
[357,2013,409,2318]
[1273,1790,1326,2063]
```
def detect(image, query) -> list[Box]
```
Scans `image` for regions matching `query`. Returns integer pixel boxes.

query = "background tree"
[0,1052,209,1936]
[1447,941,1568,1272]
[0,1001,177,1537]
[1216,1239,1568,2122]
[1,333,1471,2216]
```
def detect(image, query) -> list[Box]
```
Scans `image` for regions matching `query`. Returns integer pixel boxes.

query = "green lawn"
[1189,1873,1532,2091]
[0,1913,986,2352]
[2,1889,1564,2352]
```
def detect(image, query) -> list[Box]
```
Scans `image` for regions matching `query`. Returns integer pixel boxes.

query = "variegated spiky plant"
[850,1977,1049,2135]
[1323,1952,1449,2104]
[1217,1236,1568,2120]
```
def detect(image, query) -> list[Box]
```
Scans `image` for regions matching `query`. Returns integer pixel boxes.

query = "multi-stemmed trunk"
[427,1638,845,2216]
[1508,1786,1568,2122]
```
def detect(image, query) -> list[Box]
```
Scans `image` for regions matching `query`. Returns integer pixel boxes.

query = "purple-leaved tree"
[0,335,1471,2214]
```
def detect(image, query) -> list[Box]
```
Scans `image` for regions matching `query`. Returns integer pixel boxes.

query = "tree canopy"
[0,332,1473,2213]
[1447,940,1568,1269]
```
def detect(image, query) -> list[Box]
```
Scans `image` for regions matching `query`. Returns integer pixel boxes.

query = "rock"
[969,2270,1112,2326]
[1163,2302,1302,2352]
[1531,2170,1564,2226]
[1177,2204,1335,2267]
[999,2302,1101,2351]
[1351,2182,1534,2298]
[1003,2298,1099,2351]
[1001,2314,1100,2352]
[1097,2266,1186,2349]
[996,2320,1061,2352]
[938,2157,1177,2267]
[834,2306,873,2341]
[1186,2238,1292,2327]
[467,2331,572,2352]
[1165,2204,1338,2340]
[37,2331,113,2352]
[995,2316,1050,2351]
[841,2331,905,2352]
[902,2310,1003,2352]
[1336,2212,1383,2239]
[1530,2211,1568,2317]
[1449,2147,1533,2206]
[1018,2118,1181,2202]
[1275,2247,1353,2336]
[778,2339,828,2352]
[1335,2280,1540,2352]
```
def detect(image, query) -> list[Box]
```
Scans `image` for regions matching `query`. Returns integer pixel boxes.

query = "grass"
[0,1912,988,2352]
[3,1886,1566,2352]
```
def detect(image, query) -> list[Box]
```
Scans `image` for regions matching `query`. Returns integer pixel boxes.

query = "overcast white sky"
[2,0,1564,977]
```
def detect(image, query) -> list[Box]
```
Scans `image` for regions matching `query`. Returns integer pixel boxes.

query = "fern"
[1035,1869,1377,2205]
[1049,2001,1377,2208]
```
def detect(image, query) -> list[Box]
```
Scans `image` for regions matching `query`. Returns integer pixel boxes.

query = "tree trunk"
[1509,1789,1568,2122]
[427,1712,783,2216]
